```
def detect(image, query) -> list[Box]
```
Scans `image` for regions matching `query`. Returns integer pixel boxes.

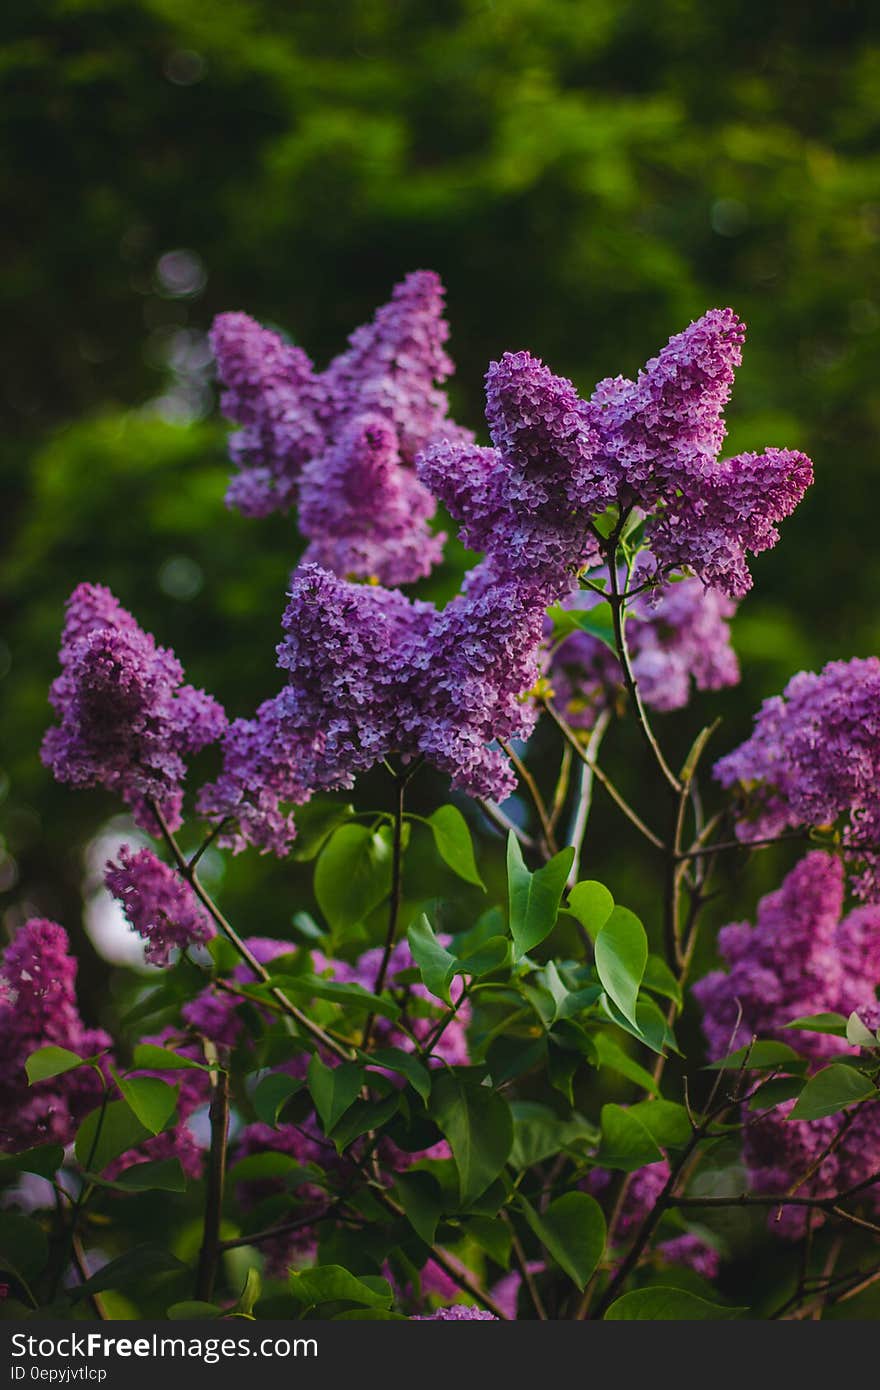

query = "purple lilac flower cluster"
[549,574,740,729]
[104,846,214,966]
[586,1162,720,1279]
[419,310,812,600]
[413,1307,497,1320]
[212,271,466,583]
[715,658,880,899]
[41,583,226,834]
[198,562,543,853]
[0,920,112,1152]
[694,853,880,1233]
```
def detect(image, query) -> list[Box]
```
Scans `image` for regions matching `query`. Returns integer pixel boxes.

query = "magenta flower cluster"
[104,845,214,966]
[549,574,740,730]
[212,271,467,583]
[715,657,880,899]
[694,853,880,1232]
[0,920,111,1152]
[420,309,812,600]
[41,583,226,834]
[198,562,544,853]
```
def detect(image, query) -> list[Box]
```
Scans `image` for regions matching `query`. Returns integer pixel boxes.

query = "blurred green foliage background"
[3,0,880,1023]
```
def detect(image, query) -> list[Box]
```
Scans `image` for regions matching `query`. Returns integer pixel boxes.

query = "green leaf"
[88,1158,187,1192]
[846,1011,879,1048]
[597,1103,664,1171]
[289,1265,393,1310]
[290,800,355,862]
[784,1012,849,1037]
[627,1100,691,1149]
[642,954,683,1007]
[307,1055,363,1135]
[591,1032,659,1095]
[430,1071,513,1205]
[606,1287,746,1320]
[788,1063,879,1121]
[131,1043,213,1073]
[706,1040,805,1071]
[426,805,485,889]
[747,1077,806,1111]
[594,907,648,1028]
[364,1048,431,1103]
[465,1215,511,1268]
[74,1100,152,1173]
[600,992,679,1056]
[328,1093,400,1152]
[0,1144,65,1184]
[230,1267,262,1317]
[270,973,400,1019]
[25,1045,92,1084]
[112,1071,178,1136]
[457,935,511,978]
[521,1192,605,1289]
[507,833,574,957]
[229,1152,300,1182]
[509,1102,598,1168]
[69,1245,184,1299]
[407,914,457,1004]
[0,1212,49,1281]
[394,1170,444,1246]
[253,1073,304,1126]
[567,881,614,941]
[167,1302,222,1320]
[548,599,617,653]
[314,824,393,933]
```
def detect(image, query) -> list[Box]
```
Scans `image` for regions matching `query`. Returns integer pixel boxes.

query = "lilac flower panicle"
[211,312,326,516]
[420,309,811,601]
[104,846,214,967]
[321,270,468,461]
[201,562,547,852]
[41,583,226,833]
[413,1307,497,1320]
[0,920,112,1152]
[715,657,880,898]
[694,853,880,1230]
[298,414,445,585]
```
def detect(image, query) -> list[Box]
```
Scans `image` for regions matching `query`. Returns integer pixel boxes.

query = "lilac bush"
[5,273,880,1324]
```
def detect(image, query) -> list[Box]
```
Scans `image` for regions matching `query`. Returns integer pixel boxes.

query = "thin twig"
[499,740,558,855]
[362,772,406,1050]
[195,1048,230,1302]
[565,709,611,887]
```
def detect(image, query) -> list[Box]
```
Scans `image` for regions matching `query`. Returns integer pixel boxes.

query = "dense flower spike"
[419,310,812,599]
[210,312,326,517]
[200,562,547,852]
[41,583,226,833]
[298,414,445,585]
[694,853,880,1060]
[715,658,880,898]
[0,920,112,1151]
[104,846,214,966]
[695,854,880,1232]
[549,574,739,729]
[413,1307,497,1320]
[213,272,467,582]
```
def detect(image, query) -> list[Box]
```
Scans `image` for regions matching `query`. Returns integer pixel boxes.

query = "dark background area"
[3,0,880,1029]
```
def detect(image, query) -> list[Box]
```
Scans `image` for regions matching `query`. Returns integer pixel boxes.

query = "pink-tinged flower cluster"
[549,574,739,730]
[298,415,445,585]
[587,1162,719,1278]
[413,1306,497,1320]
[694,853,880,1234]
[715,658,880,900]
[694,853,880,1062]
[321,937,470,1066]
[419,310,812,599]
[199,563,543,854]
[106,1029,211,1182]
[0,920,112,1152]
[41,584,226,834]
[104,846,214,967]
[213,272,466,583]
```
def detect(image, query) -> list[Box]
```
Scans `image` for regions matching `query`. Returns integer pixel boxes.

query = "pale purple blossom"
[41,584,226,834]
[104,846,214,966]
